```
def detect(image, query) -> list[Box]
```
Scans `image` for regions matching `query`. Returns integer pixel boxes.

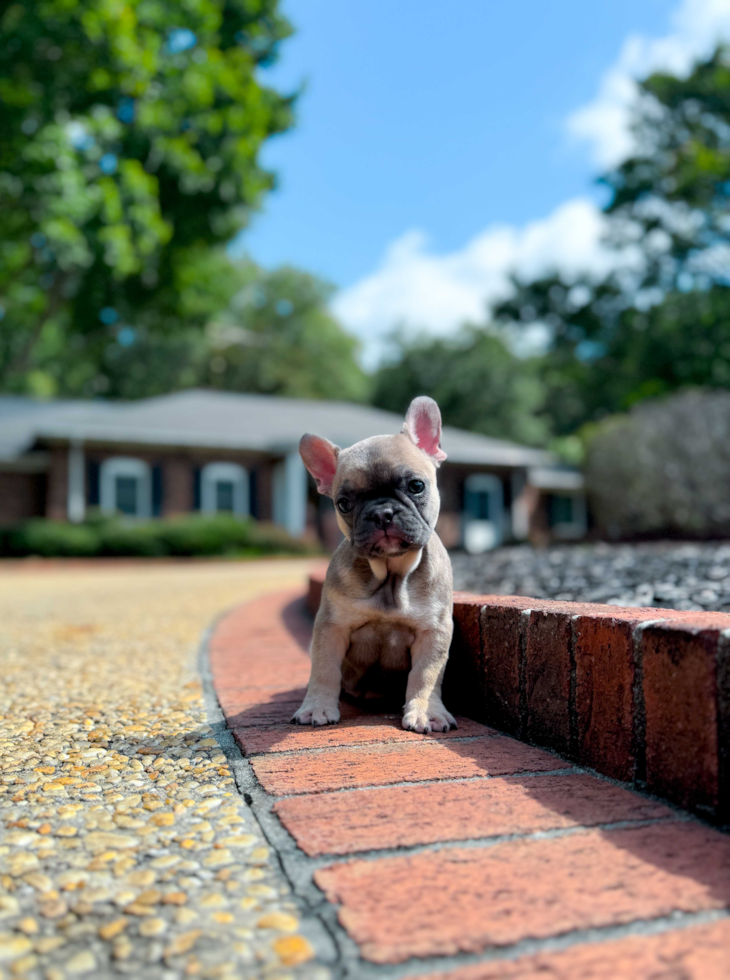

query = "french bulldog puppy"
[293,396,455,734]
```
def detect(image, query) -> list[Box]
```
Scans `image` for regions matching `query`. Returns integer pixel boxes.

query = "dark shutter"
[249,469,258,519]
[87,460,100,507]
[193,467,201,511]
[151,464,163,517]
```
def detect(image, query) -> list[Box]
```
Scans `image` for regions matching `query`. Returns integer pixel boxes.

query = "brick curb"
[310,571,730,822]
[208,583,730,977]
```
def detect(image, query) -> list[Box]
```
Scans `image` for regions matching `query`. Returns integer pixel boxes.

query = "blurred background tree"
[0,0,294,397]
[494,46,730,443]
[372,326,548,445]
[200,264,369,401]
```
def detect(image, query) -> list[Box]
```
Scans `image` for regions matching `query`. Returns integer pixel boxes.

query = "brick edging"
[308,570,730,822]
[208,585,730,976]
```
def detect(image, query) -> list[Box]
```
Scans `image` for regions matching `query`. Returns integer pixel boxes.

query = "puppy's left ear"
[300,433,340,496]
[403,396,447,465]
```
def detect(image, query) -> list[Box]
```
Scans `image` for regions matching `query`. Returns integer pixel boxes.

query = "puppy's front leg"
[292,621,350,726]
[402,625,456,734]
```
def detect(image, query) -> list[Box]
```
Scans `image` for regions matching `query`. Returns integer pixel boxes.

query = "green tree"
[372,326,549,445]
[602,45,730,291]
[201,265,371,402]
[493,46,730,436]
[494,275,730,435]
[0,0,294,397]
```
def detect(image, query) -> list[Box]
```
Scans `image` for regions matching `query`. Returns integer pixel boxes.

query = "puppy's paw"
[291,701,340,727]
[402,701,457,735]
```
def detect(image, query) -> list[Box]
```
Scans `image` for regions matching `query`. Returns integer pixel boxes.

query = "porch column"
[67,439,86,524]
[273,450,307,536]
[511,470,529,540]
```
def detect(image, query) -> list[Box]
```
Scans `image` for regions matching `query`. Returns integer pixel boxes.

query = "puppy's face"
[300,396,447,559]
[332,435,439,557]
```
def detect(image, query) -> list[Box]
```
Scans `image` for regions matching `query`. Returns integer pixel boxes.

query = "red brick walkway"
[208,589,730,979]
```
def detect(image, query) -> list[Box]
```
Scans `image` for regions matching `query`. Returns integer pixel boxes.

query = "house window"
[550,494,574,526]
[201,463,249,517]
[100,458,152,518]
[548,492,587,539]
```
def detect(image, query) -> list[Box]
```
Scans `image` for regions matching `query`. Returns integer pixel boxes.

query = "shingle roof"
[0,390,553,468]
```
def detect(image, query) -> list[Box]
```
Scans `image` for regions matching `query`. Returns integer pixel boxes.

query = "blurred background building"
[2,0,730,553]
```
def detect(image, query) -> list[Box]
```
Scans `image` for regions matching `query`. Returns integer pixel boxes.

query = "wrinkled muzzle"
[351,498,432,557]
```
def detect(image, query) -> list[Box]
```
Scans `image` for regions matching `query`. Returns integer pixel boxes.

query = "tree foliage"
[201,264,370,402]
[0,0,294,396]
[602,46,730,291]
[494,276,730,436]
[21,256,371,403]
[493,46,730,440]
[372,327,549,446]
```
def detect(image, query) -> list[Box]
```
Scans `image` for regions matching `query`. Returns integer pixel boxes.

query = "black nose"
[372,507,394,529]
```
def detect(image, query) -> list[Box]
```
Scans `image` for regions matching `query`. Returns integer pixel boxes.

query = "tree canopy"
[372,327,549,446]
[0,0,294,396]
[493,46,730,441]
[201,264,370,402]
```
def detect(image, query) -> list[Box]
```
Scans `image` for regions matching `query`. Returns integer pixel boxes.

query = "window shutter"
[193,468,202,511]
[249,469,258,519]
[87,460,100,507]
[151,465,163,517]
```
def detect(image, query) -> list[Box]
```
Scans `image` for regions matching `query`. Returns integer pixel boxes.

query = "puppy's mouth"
[366,529,413,557]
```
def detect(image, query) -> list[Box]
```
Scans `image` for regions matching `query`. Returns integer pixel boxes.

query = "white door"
[462,474,504,553]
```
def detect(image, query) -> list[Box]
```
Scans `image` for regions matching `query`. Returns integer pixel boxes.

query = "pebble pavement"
[452,540,730,612]
[0,559,328,980]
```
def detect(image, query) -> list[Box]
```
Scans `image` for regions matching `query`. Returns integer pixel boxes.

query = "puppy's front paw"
[291,700,340,727]
[402,701,457,735]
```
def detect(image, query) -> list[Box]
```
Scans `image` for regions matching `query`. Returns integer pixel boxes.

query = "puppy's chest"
[365,570,430,622]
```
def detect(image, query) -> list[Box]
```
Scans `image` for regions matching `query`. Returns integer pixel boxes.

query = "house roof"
[0,390,554,468]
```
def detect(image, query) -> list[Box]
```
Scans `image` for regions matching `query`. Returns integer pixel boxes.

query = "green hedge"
[0,515,319,559]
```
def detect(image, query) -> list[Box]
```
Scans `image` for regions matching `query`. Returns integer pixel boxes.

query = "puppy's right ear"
[299,434,340,496]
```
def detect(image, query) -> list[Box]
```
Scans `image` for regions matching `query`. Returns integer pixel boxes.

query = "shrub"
[585,389,730,538]
[157,515,256,556]
[1,514,319,559]
[97,520,170,558]
[8,520,99,557]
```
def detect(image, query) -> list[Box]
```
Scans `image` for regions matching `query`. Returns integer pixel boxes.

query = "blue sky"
[232,0,730,362]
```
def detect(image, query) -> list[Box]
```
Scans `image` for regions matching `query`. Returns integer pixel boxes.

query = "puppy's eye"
[337,498,353,514]
[408,479,425,495]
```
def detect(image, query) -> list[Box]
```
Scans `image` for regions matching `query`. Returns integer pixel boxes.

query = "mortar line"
[568,615,579,760]
[197,607,343,975]
[631,618,668,785]
[240,732,498,759]
[269,815,684,870]
[259,767,582,800]
[518,608,531,740]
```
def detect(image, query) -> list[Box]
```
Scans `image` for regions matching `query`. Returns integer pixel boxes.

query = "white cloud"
[335,0,730,366]
[333,198,618,366]
[567,0,730,168]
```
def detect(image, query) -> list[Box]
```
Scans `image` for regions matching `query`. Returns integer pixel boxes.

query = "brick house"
[0,390,585,550]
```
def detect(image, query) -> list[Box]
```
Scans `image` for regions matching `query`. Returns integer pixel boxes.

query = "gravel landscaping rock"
[451,541,730,612]
[0,560,326,980]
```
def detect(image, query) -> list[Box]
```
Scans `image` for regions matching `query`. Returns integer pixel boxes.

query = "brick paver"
[273,774,673,857]
[209,582,730,979]
[251,737,569,796]
[410,918,730,979]
[315,822,730,963]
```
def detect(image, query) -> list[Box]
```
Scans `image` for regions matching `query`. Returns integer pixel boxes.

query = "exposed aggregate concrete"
[0,560,328,980]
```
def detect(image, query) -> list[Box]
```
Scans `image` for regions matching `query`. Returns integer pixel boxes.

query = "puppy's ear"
[403,396,447,465]
[299,434,340,496]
